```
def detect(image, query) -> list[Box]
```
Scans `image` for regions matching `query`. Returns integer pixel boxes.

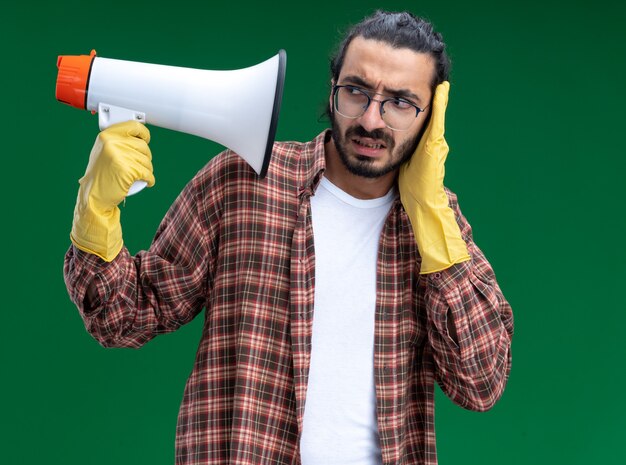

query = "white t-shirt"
[300,177,395,465]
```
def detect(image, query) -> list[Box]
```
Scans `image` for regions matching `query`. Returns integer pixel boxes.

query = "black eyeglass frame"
[332,84,429,131]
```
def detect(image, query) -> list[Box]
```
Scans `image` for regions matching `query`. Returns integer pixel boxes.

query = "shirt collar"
[297,130,329,195]
[298,129,402,213]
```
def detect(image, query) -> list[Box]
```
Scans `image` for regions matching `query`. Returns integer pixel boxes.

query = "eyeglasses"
[332,84,428,131]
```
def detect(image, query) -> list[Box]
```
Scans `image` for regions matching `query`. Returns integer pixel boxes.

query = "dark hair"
[330,10,451,89]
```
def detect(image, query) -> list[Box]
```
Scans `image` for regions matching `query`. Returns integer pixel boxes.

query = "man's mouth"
[352,138,386,150]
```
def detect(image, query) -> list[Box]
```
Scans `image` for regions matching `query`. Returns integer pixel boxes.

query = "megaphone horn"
[56,49,287,195]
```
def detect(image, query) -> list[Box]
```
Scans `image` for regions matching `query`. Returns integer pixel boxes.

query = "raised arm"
[64,121,219,348]
[399,82,513,410]
[419,193,513,411]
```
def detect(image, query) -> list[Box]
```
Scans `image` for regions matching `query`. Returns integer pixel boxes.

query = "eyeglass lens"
[334,86,417,131]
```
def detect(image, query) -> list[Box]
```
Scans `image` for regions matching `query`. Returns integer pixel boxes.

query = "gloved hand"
[399,81,471,274]
[70,120,155,262]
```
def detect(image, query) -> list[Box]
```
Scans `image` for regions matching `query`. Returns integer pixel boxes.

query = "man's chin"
[341,153,397,179]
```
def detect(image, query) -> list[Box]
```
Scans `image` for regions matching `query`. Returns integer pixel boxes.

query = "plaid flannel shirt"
[64,130,513,465]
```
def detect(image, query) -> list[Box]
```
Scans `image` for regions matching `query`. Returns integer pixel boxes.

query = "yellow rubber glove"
[399,81,471,274]
[70,121,155,262]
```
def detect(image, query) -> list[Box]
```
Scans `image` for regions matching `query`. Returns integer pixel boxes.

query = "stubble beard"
[330,112,420,179]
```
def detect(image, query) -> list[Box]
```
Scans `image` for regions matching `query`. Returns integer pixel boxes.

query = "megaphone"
[56,49,287,195]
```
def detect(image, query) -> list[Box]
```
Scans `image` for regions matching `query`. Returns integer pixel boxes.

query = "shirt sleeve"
[63,162,222,349]
[421,189,514,412]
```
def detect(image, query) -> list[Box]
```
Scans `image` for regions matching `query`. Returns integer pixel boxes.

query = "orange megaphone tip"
[55,49,97,109]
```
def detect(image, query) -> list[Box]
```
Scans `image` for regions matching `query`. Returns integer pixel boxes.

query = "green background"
[2,0,625,464]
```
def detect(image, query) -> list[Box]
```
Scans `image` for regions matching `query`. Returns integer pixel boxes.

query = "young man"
[65,11,513,465]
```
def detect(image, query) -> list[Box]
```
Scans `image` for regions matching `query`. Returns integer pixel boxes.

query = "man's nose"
[358,99,387,133]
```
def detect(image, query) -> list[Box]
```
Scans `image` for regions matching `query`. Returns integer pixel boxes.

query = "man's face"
[329,36,436,178]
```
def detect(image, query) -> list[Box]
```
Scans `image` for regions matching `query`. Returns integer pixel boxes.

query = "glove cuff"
[406,205,471,274]
[70,202,123,262]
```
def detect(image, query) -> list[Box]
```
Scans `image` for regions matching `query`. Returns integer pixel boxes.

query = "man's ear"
[328,79,336,114]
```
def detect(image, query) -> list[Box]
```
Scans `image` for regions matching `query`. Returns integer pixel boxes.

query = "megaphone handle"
[98,102,146,129]
[97,103,149,197]
[127,180,148,196]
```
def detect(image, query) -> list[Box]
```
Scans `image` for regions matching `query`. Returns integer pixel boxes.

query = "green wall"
[2,1,625,463]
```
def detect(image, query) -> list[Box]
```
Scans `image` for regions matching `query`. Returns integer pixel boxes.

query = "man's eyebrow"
[340,75,423,105]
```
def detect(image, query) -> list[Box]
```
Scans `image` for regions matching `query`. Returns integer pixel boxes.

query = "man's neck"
[323,139,396,200]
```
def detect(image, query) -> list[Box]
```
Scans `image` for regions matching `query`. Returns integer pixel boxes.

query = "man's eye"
[347,86,363,95]
[389,98,413,110]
